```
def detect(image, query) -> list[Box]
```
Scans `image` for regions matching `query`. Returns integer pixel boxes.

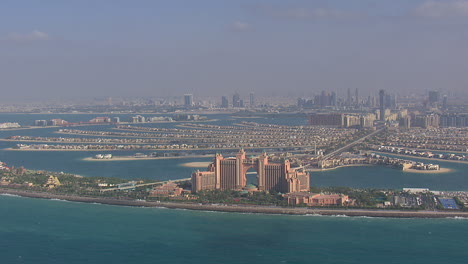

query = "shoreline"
[308,164,373,172]
[180,161,212,167]
[1,188,467,218]
[3,146,308,152]
[403,167,453,174]
[0,126,43,131]
[4,147,250,152]
[389,147,468,155]
[0,139,180,145]
[371,151,468,165]
[308,163,453,174]
[83,155,212,161]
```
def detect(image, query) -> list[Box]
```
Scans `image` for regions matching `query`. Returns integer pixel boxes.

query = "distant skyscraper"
[442,95,448,109]
[379,89,385,121]
[347,88,351,106]
[331,92,337,106]
[221,96,229,108]
[249,92,255,107]
[232,93,241,108]
[355,88,359,106]
[428,90,440,106]
[385,94,396,109]
[184,94,193,107]
[320,91,327,108]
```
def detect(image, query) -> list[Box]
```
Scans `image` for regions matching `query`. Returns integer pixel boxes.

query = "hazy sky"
[1,0,467,102]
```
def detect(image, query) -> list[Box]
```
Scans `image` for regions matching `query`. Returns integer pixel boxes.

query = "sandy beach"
[2,188,468,218]
[180,162,212,167]
[403,168,453,174]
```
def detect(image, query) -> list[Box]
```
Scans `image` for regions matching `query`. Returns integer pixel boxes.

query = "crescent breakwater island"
[2,189,468,219]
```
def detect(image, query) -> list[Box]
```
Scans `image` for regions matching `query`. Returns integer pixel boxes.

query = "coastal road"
[100,177,191,192]
[322,127,385,160]
[4,188,468,219]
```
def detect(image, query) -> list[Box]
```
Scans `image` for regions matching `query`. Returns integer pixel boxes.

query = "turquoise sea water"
[1,195,467,264]
[1,114,468,263]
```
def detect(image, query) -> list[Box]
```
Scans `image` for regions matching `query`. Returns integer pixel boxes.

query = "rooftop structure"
[149,182,183,197]
[44,176,61,189]
[284,192,349,206]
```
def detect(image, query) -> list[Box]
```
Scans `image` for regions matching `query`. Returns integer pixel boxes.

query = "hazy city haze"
[1,0,467,102]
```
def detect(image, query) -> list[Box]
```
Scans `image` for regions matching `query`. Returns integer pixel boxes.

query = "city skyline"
[1,0,468,102]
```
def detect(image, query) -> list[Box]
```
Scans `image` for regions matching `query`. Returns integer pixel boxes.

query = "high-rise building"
[442,95,448,109]
[232,93,241,108]
[399,116,411,129]
[428,90,440,106]
[221,96,229,108]
[440,114,468,127]
[379,90,385,121]
[309,113,345,127]
[331,92,337,106]
[385,94,397,109]
[412,114,440,128]
[184,94,193,107]
[249,92,255,107]
[347,88,352,106]
[355,88,359,106]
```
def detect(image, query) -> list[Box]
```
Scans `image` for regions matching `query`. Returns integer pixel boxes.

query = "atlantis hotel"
[192,149,310,194]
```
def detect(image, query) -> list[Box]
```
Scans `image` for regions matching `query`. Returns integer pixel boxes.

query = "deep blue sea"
[1,195,467,264]
[1,113,467,263]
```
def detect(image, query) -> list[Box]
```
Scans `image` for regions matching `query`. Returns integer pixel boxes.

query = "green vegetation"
[1,168,460,211]
[453,197,467,211]
[310,186,388,207]
[195,189,287,206]
[0,169,153,199]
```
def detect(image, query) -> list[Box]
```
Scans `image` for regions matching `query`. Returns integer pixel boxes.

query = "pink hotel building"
[192,149,310,194]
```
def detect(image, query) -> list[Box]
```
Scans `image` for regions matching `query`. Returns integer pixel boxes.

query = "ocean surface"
[1,113,468,263]
[1,195,467,264]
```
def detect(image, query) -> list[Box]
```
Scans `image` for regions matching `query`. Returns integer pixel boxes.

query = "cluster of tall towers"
[192,149,310,194]
[297,88,396,110]
[221,92,255,108]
